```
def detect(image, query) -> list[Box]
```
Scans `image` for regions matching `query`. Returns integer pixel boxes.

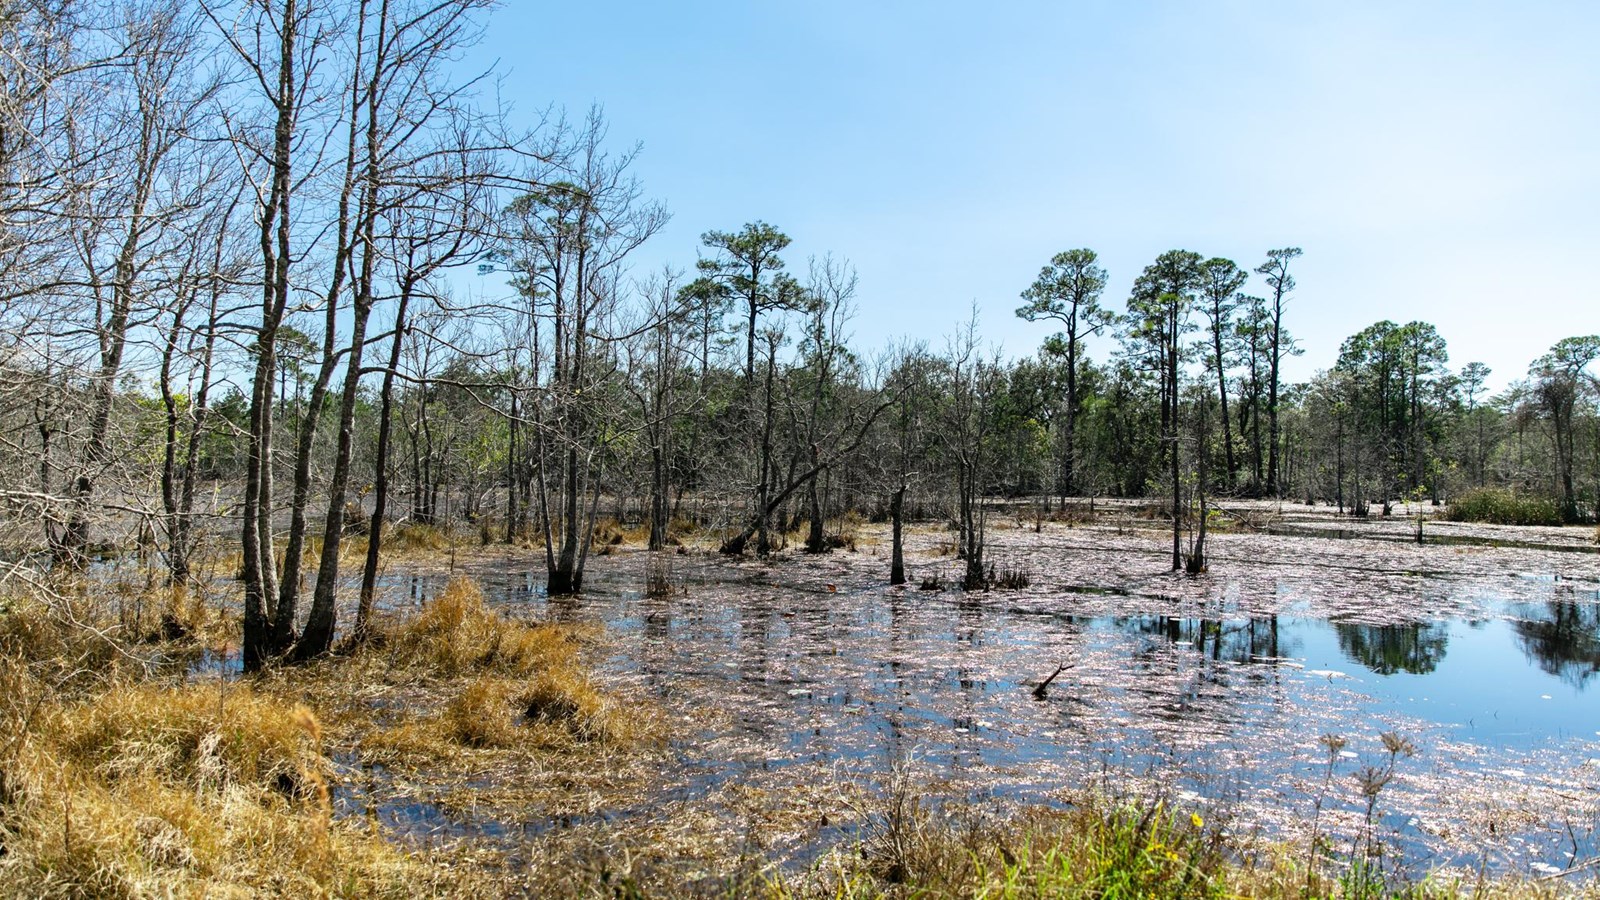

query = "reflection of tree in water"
[1334,622,1449,675]
[1124,616,1294,665]
[1512,602,1600,689]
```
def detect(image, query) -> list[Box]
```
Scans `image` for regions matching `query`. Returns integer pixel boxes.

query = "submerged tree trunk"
[648,444,669,551]
[889,485,906,586]
[297,288,375,659]
[355,280,414,643]
[805,445,826,553]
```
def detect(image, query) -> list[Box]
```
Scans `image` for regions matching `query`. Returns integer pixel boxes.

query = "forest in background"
[1,0,1597,671]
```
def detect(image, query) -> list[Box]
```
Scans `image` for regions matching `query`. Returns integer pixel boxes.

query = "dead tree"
[505,111,667,594]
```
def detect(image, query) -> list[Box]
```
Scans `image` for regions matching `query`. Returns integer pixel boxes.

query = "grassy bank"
[0,577,655,896]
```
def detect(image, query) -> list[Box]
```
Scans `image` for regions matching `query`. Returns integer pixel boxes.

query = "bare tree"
[624,266,693,552]
[799,255,856,554]
[158,188,247,583]
[299,0,507,659]
[505,111,667,593]
[941,311,999,590]
[353,149,499,643]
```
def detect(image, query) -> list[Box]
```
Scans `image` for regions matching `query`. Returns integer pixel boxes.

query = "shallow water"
[366,514,1600,877]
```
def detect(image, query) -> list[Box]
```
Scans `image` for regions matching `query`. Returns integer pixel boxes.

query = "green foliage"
[1443,489,1564,526]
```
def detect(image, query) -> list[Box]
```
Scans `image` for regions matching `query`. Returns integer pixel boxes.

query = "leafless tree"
[505,110,667,593]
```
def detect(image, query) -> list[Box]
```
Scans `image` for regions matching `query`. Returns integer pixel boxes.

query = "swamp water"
[361,518,1600,878]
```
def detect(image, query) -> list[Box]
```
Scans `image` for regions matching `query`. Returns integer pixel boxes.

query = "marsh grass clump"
[1444,489,1564,526]
[381,577,583,677]
[387,521,453,553]
[591,518,628,548]
[0,587,219,690]
[519,667,626,743]
[441,676,520,748]
[141,583,228,647]
[991,565,1031,591]
[0,671,420,896]
[420,670,625,751]
[818,777,1237,899]
[370,667,646,760]
[357,578,652,760]
[48,683,327,797]
[645,552,678,598]
[0,594,124,682]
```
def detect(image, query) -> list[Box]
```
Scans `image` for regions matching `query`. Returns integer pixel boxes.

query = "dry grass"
[0,571,654,897]
[47,683,326,795]
[0,670,422,897]
[378,577,584,678]
[357,579,652,761]
[384,522,453,554]
[590,518,629,548]
[368,667,647,759]
[0,583,223,692]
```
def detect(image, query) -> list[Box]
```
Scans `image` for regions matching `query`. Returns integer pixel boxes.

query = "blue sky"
[466,1,1598,392]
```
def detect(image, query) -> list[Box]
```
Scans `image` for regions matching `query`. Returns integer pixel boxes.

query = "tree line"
[1,1,1595,671]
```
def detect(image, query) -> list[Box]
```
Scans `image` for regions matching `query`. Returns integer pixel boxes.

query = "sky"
[463,1,1598,393]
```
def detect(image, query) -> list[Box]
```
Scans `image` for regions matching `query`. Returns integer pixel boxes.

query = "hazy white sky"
[469,1,1598,392]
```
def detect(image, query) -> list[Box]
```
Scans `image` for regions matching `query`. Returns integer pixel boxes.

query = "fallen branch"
[1031,663,1074,700]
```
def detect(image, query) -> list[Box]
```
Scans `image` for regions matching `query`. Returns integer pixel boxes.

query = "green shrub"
[1443,489,1563,526]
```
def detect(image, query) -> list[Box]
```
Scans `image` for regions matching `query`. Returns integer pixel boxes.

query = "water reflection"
[1512,601,1600,688]
[1334,622,1450,675]
[362,561,1600,872]
[1119,616,1292,666]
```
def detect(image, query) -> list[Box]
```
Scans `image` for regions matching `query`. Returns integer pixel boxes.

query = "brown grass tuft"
[0,675,420,896]
[386,521,453,553]
[47,683,326,797]
[444,676,520,748]
[381,577,582,677]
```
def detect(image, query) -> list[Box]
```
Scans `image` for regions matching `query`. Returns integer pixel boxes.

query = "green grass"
[1443,489,1565,526]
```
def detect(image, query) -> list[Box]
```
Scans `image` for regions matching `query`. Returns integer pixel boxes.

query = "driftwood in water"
[1031,663,1074,700]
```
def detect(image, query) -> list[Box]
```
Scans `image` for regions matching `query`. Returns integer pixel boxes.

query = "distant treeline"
[0,1,1594,668]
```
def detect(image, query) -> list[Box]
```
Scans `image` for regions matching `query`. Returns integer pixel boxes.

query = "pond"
[370,510,1600,878]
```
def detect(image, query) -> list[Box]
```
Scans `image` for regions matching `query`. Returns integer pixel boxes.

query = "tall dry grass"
[360,578,650,760]
[0,669,420,896]
[0,573,646,897]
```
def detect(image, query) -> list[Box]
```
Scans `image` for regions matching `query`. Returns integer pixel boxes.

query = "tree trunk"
[355,282,413,643]
[889,485,906,586]
[648,443,668,551]
[297,291,375,659]
[805,446,826,553]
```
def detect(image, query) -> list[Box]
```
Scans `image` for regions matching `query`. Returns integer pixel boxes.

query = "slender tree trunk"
[1213,329,1235,489]
[889,485,906,585]
[648,443,668,551]
[805,446,825,553]
[1169,329,1182,571]
[298,292,374,658]
[1063,345,1078,501]
[505,393,518,543]
[355,281,413,643]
